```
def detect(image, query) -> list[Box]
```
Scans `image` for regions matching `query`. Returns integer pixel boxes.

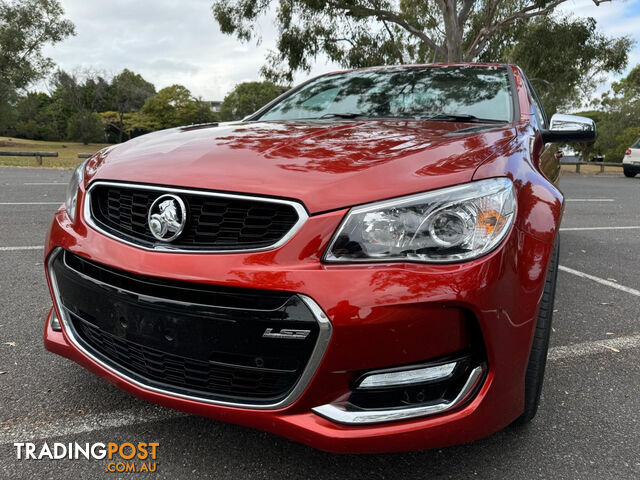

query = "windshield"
[632,139,640,149]
[257,66,513,123]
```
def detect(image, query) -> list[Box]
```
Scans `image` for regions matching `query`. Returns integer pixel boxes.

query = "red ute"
[43,64,595,452]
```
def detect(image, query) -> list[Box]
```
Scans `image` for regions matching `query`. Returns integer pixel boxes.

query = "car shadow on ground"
[138,412,540,478]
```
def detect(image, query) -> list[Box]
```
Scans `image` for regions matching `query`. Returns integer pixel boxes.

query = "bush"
[66,112,105,144]
[219,81,287,121]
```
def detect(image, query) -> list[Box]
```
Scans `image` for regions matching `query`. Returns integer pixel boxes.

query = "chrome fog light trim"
[50,310,61,331]
[313,365,485,425]
[357,361,457,389]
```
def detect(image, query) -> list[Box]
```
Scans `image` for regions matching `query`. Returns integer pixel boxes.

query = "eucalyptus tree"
[212,0,613,81]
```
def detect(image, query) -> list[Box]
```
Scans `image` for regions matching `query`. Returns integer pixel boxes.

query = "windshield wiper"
[422,113,506,124]
[318,112,366,119]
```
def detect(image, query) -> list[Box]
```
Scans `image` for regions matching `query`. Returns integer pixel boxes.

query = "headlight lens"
[64,161,86,223]
[324,177,515,263]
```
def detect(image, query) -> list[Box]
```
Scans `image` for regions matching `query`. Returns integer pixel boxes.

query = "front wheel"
[514,237,559,425]
[623,168,637,178]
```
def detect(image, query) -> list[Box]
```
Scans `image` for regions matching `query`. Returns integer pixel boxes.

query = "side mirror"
[541,114,596,144]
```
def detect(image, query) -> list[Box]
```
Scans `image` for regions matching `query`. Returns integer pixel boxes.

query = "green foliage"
[493,16,632,115]
[219,81,287,121]
[66,112,105,144]
[50,70,111,144]
[614,126,640,160]
[0,0,74,127]
[5,88,70,140]
[55,70,111,111]
[213,0,431,82]
[102,69,156,141]
[212,2,629,117]
[107,69,156,113]
[0,99,17,134]
[100,110,159,140]
[141,85,216,129]
[211,0,623,84]
[599,64,640,162]
[2,68,216,143]
[0,0,75,92]
[13,92,57,140]
[573,65,640,163]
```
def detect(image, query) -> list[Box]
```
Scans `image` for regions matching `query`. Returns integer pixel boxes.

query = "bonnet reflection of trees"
[368,269,471,302]
[211,67,512,175]
[263,67,506,119]
[512,178,559,241]
[229,270,305,291]
[214,120,441,173]
[214,120,509,175]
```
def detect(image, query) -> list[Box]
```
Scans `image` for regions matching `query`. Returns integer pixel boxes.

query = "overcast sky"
[42,0,640,101]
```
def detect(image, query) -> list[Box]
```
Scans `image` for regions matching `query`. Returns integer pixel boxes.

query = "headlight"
[324,177,515,263]
[64,161,87,223]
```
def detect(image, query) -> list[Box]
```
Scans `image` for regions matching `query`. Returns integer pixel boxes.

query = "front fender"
[473,127,563,246]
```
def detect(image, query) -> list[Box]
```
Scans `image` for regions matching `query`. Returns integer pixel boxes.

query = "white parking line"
[0,333,637,444]
[548,334,640,361]
[0,407,187,445]
[0,246,43,252]
[0,202,61,205]
[560,226,640,231]
[559,265,640,297]
[565,198,614,202]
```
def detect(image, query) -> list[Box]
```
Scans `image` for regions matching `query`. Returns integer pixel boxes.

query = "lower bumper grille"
[71,313,297,398]
[48,249,330,407]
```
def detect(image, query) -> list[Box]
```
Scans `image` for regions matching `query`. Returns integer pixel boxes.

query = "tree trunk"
[440,0,464,62]
[118,112,124,143]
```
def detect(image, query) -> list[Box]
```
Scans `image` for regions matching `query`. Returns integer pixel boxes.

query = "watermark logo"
[14,441,159,473]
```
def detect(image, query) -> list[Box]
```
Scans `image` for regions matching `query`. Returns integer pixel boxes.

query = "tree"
[141,85,216,129]
[66,112,104,144]
[12,92,57,140]
[212,0,612,82]
[52,69,110,144]
[579,65,640,162]
[0,0,75,129]
[219,81,287,121]
[106,69,156,142]
[493,16,631,115]
[100,110,158,141]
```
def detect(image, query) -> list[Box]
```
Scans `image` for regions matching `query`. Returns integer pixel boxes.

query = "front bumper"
[44,200,552,453]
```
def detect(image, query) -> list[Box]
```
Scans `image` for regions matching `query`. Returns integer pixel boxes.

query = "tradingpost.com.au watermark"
[14,441,159,473]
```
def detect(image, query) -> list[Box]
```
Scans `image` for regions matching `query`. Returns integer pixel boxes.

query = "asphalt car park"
[0,166,639,479]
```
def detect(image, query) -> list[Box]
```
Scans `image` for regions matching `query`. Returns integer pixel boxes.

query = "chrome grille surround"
[83,181,309,253]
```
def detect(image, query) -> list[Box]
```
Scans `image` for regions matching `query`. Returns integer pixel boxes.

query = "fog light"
[357,361,457,389]
[50,310,61,331]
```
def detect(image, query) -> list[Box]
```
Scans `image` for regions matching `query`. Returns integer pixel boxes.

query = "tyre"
[623,168,637,178]
[514,237,559,425]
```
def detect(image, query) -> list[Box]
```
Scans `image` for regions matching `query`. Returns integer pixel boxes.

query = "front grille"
[50,250,326,406]
[87,182,303,251]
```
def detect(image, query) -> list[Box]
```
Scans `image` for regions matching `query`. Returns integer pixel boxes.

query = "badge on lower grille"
[148,194,187,242]
[262,328,311,340]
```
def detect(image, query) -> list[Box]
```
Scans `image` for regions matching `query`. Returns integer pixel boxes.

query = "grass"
[0,137,111,169]
[560,164,624,175]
